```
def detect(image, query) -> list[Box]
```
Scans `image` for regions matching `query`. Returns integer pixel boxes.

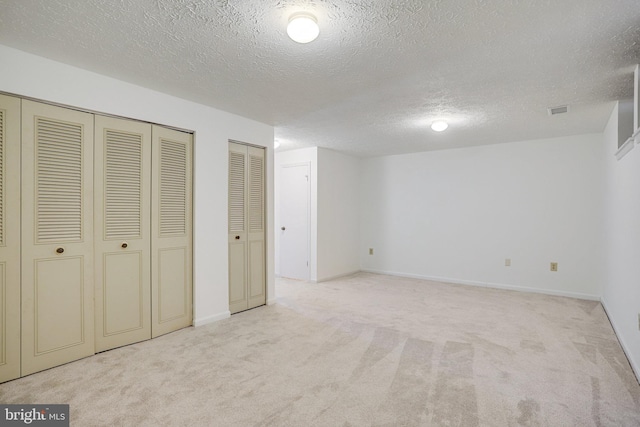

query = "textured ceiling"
[0,0,639,156]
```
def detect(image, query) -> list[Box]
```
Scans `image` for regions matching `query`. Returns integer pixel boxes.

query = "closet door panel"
[247,146,265,309]
[21,100,94,376]
[158,247,188,320]
[248,240,265,301]
[151,125,192,338]
[228,142,248,314]
[94,116,151,352]
[0,94,21,383]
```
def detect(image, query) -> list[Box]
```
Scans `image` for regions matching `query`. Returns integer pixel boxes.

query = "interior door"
[21,100,95,376]
[279,163,310,280]
[94,115,151,352]
[151,125,192,338]
[0,94,21,383]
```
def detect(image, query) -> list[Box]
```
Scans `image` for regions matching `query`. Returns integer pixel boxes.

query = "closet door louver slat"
[35,118,83,242]
[105,130,142,239]
[229,151,245,233]
[249,154,264,233]
[160,139,187,236]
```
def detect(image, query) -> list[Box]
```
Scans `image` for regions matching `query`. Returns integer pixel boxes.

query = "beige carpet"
[1,272,639,426]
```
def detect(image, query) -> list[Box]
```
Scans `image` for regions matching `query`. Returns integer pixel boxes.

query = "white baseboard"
[361,269,601,301]
[267,298,277,305]
[313,270,361,283]
[193,311,230,327]
[601,298,640,383]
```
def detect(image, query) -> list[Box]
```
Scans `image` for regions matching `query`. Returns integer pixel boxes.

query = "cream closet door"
[246,146,266,310]
[95,116,151,352]
[228,142,265,314]
[21,100,94,376]
[0,94,21,383]
[228,143,248,313]
[151,125,192,337]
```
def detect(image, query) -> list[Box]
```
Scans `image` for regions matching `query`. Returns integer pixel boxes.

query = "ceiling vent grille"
[548,105,569,116]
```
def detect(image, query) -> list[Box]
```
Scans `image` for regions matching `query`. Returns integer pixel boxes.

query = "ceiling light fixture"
[287,13,319,44]
[431,121,449,132]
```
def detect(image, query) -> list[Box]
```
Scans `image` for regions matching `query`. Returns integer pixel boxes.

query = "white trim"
[601,298,640,384]
[314,270,361,283]
[193,311,230,327]
[615,136,635,160]
[633,127,640,145]
[361,269,601,301]
[267,298,277,305]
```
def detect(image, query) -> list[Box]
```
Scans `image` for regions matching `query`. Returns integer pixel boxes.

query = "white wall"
[602,102,640,378]
[274,147,318,281]
[360,134,604,299]
[316,148,360,281]
[0,44,275,326]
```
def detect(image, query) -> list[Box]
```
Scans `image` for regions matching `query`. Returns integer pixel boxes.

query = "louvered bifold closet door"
[0,94,21,383]
[21,100,94,376]
[151,125,192,338]
[95,116,151,352]
[246,146,266,310]
[228,142,248,314]
[228,142,265,314]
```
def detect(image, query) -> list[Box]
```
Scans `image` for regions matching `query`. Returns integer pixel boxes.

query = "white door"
[279,164,310,280]
[0,94,21,383]
[151,125,193,338]
[21,100,95,376]
[94,116,151,352]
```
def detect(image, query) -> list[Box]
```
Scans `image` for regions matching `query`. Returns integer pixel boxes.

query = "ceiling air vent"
[548,105,569,116]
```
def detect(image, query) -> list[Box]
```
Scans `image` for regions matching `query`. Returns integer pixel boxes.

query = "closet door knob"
[121,242,128,248]
[235,235,240,240]
[56,247,64,254]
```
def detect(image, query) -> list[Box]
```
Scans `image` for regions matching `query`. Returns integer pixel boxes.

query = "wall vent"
[548,105,569,116]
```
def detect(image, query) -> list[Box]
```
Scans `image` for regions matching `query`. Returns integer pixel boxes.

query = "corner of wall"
[193,311,230,327]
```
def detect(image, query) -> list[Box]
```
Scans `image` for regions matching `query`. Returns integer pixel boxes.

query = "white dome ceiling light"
[287,13,319,44]
[431,121,449,132]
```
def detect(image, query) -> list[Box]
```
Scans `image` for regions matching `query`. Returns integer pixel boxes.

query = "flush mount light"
[431,121,449,132]
[287,13,319,43]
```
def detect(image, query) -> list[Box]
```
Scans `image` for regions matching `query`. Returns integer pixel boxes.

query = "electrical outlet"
[550,262,558,272]
[505,258,511,267]
[369,248,374,255]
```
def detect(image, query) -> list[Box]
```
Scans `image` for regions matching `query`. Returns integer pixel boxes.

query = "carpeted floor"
[1,272,639,426]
